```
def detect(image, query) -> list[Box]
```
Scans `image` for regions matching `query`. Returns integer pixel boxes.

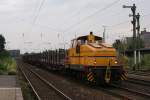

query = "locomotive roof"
[77,35,102,41]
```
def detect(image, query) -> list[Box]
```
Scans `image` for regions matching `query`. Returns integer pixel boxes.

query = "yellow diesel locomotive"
[65,32,127,84]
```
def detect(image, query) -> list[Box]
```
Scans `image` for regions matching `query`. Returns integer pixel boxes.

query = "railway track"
[129,70,150,76]
[96,87,132,100]
[107,74,150,100]
[18,61,72,100]
[19,62,121,100]
[18,61,150,100]
[111,84,150,100]
[96,82,150,100]
[96,75,150,100]
[127,77,150,87]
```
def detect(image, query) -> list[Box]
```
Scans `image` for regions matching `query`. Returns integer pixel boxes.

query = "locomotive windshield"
[77,32,102,44]
[71,32,103,48]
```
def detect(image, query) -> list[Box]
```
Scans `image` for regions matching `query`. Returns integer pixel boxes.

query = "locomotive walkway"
[0,75,23,100]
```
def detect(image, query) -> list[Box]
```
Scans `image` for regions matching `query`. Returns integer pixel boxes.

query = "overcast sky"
[0,0,150,53]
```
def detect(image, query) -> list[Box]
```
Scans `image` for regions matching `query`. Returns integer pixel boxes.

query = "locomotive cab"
[70,32,102,53]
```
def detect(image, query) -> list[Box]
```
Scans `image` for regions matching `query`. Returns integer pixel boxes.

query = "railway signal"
[123,4,137,70]
[136,13,141,70]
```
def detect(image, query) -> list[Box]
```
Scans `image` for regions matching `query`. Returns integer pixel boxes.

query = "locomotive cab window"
[71,40,74,48]
[71,39,77,48]
[76,40,81,53]
[76,43,80,54]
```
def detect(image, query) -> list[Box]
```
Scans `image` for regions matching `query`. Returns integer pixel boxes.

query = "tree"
[113,40,122,50]
[113,37,144,52]
[0,34,6,52]
[113,39,127,54]
[136,38,144,49]
[125,37,144,50]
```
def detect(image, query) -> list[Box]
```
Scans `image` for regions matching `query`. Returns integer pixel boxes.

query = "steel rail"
[127,77,150,87]
[97,87,132,100]
[19,62,72,100]
[28,68,72,100]
[18,64,41,100]
[112,84,150,98]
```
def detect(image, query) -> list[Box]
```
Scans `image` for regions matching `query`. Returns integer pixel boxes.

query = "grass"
[20,79,36,100]
[126,54,150,71]
[140,54,150,70]
[0,50,16,75]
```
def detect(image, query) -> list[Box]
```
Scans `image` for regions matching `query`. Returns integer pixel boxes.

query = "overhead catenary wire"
[107,12,150,29]
[109,20,130,28]
[26,0,46,34]
[35,24,64,33]
[63,0,121,33]
[144,25,150,29]
[23,0,46,51]
[93,0,150,30]
[32,0,46,26]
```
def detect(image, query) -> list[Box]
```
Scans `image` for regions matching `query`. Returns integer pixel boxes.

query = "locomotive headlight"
[94,59,96,64]
[114,61,118,64]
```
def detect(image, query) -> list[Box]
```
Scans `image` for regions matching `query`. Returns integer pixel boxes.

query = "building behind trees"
[140,29,150,48]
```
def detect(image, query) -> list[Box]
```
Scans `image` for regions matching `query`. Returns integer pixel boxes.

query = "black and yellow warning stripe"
[87,72,94,82]
[121,73,127,80]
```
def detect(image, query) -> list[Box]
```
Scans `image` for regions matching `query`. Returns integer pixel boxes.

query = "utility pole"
[123,4,137,70]
[136,13,140,39]
[22,33,25,53]
[103,25,106,43]
[136,13,141,70]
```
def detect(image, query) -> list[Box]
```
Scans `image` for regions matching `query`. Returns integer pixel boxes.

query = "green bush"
[141,54,150,70]
[0,50,16,75]
[0,70,5,75]
[0,50,9,59]
[126,54,150,70]
[8,70,16,75]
